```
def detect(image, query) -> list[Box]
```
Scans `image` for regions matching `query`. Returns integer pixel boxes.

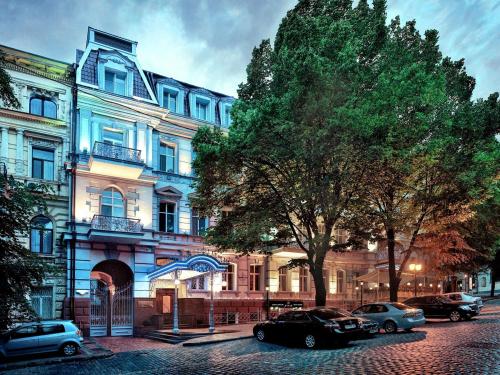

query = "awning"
[356,269,419,284]
[147,254,228,281]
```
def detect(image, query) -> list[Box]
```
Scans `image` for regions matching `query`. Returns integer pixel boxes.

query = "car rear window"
[311,309,347,320]
[391,303,412,310]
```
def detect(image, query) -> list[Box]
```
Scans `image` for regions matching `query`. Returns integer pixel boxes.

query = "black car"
[253,308,364,349]
[403,295,479,322]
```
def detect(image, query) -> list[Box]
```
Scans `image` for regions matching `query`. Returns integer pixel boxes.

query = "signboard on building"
[269,300,304,308]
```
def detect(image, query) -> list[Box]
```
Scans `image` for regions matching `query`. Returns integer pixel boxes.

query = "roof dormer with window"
[157,78,185,115]
[189,89,216,123]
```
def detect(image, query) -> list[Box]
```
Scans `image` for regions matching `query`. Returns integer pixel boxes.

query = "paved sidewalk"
[182,324,254,346]
[0,337,113,372]
[95,336,173,352]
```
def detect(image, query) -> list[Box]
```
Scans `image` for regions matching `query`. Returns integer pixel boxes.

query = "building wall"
[0,46,73,320]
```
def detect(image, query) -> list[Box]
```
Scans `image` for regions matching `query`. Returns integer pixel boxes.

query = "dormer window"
[105,70,126,95]
[163,90,177,112]
[30,97,57,119]
[224,106,232,126]
[196,100,209,121]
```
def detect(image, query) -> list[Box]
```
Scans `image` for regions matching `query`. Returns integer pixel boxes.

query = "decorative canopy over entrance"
[147,254,228,281]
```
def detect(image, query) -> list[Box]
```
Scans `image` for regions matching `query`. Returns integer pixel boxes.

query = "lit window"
[163,90,177,112]
[279,267,288,292]
[105,70,126,95]
[32,148,54,180]
[323,269,329,293]
[190,276,205,290]
[191,208,208,236]
[159,202,176,233]
[196,100,208,121]
[249,264,262,291]
[334,228,348,244]
[222,264,236,291]
[159,143,175,173]
[102,128,124,146]
[30,97,57,119]
[336,270,345,294]
[299,267,309,292]
[30,216,53,254]
[101,187,124,217]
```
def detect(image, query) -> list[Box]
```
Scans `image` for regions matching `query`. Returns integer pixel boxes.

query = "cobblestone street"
[4,300,500,375]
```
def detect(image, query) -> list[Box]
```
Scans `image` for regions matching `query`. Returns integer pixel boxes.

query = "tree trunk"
[491,268,496,297]
[387,227,400,302]
[311,265,327,307]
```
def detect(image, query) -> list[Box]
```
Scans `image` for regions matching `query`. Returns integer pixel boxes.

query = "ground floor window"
[299,267,309,292]
[31,286,53,319]
[249,264,262,291]
[222,263,236,291]
[279,266,288,292]
[190,276,206,290]
[336,270,345,294]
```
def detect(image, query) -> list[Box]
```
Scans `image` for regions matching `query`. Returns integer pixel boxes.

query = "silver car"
[0,320,83,359]
[352,302,426,333]
[444,292,484,309]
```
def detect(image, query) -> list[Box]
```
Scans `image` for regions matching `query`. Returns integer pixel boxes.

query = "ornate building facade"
[0,45,74,320]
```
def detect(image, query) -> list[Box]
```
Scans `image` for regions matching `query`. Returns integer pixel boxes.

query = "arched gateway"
[90,260,133,336]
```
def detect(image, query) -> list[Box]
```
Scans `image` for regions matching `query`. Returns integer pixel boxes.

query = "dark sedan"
[253,308,363,349]
[403,295,480,322]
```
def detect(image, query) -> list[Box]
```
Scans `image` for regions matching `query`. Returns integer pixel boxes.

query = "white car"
[444,292,484,309]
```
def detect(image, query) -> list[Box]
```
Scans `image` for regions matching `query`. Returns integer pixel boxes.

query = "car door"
[354,305,380,324]
[274,311,293,340]
[38,324,65,353]
[4,325,40,357]
[288,311,312,341]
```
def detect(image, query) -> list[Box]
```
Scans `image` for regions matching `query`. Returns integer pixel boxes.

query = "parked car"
[0,321,83,360]
[443,292,484,309]
[253,308,364,349]
[351,302,425,333]
[323,308,379,337]
[403,295,479,322]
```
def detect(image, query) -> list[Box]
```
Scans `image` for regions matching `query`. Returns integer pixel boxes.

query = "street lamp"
[265,286,270,320]
[409,263,422,297]
[360,282,364,305]
[173,274,180,334]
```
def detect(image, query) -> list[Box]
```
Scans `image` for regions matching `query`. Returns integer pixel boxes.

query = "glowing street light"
[409,263,423,297]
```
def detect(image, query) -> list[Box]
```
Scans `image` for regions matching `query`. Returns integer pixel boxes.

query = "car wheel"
[255,329,266,342]
[304,334,317,349]
[383,321,397,334]
[449,310,462,322]
[61,343,78,356]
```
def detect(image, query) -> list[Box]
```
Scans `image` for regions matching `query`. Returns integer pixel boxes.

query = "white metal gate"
[90,280,133,336]
[111,282,133,336]
[90,279,109,337]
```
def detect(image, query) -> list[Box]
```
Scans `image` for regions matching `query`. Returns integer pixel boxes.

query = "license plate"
[344,324,356,330]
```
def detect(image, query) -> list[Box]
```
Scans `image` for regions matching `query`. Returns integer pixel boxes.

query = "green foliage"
[0,174,56,330]
[192,0,499,305]
[0,51,20,109]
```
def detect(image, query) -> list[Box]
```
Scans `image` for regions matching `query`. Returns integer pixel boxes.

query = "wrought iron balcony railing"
[91,215,142,233]
[92,142,142,164]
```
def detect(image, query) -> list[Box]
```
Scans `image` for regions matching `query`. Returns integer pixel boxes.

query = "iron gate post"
[209,271,215,333]
[173,271,180,334]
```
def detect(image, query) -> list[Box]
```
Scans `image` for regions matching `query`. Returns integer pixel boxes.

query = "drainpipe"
[69,64,78,321]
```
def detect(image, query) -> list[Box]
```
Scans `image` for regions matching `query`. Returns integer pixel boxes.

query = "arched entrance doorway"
[90,260,134,336]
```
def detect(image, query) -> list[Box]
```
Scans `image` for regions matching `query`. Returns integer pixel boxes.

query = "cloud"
[0,0,498,99]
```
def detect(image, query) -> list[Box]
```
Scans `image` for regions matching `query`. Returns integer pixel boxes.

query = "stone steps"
[143,330,210,345]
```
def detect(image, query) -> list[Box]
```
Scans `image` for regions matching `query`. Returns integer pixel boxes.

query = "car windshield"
[391,303,413,310]
[310,309,349,320]
[436,296,453,303]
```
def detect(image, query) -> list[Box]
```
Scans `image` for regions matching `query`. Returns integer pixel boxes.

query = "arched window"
[336,270,345,294]
[29,97,57,119]
[101,187,124,217]
[30,216,53,254]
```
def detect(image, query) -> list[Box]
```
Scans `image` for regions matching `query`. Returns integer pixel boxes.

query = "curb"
[182,335,254,347]
[0,351,114,372]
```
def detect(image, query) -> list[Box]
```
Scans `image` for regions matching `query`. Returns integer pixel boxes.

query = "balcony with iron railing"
[88,214,144,243]
[88,142,145,179]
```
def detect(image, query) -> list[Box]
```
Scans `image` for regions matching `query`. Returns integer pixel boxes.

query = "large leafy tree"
[0,174,55,331]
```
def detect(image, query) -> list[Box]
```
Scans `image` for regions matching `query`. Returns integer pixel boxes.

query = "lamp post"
[409,263,422,297]
[360,282,364,305]
[173,272,180,334]
[209,272,215,334]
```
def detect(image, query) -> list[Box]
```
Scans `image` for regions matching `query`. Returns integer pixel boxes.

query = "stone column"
[15,128,24,175]
[0,127,8,164]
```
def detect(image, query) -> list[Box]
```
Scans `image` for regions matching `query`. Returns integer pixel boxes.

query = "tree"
[0,173,55,331]
[0,51,20,109]
[192,1,385,306]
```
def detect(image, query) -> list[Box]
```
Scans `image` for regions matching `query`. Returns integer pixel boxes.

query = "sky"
[0,0,498,99]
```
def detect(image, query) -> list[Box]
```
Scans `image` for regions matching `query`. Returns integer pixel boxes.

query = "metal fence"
[92,142,142,163]
[91,215,142,232]
[214,310,263,325]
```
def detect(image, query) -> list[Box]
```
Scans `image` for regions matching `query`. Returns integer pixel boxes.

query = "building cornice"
[0,108,67,127]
